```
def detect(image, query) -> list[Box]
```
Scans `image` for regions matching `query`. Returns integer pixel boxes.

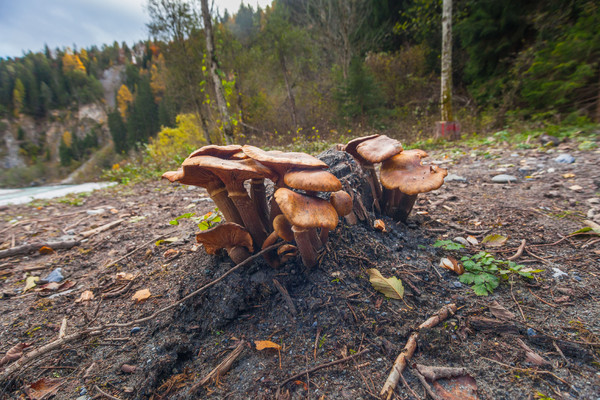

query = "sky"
[0,0,272,58]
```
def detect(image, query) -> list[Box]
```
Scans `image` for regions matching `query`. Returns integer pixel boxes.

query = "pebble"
[572,273,582,282]
[518,166,537,175]
[452,281,462,288]
[453,237,469,246]
[554,154,575,164]
[552,268,568,279]
[130,327,141,334]
[80,387,88,396]
[527,328,537,336]
[445,173,467,183]
[76,396,90,400]
[86,208,105,215]
[44,268,63,283]
[544,191,561,198]
[491,174,518,183]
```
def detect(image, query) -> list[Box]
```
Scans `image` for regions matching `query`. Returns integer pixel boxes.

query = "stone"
[444,173,467,183]
[554,154,575,164]
[44,268,64,283]
[491,174,518,183]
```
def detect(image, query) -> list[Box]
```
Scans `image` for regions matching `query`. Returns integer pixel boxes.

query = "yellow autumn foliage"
[147,114,206,161]
[117,84,133,119]
[62,52,86,74]
[62,131,72,148]
[150,54,166,103]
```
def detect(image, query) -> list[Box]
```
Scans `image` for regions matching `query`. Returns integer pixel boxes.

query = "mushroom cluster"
[342,135,447,222]
[162,144,353,269]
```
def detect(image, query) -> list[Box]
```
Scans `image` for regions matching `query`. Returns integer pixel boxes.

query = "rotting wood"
[412,365,442,400]
[380,303,457,400]
[80,219,124,238]
[189,340,246,393]
[0,239,80,259]
[415,364,468,381]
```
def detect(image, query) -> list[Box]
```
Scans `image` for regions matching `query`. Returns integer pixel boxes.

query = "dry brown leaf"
[26,377,63,400]
[121,364,137,373]
[366,269,404,299]
[116,272,135,281]
[373,219,386,232]
[562,173,575,179]
[23,276,39,292]
[38,246,55,255]
[255,340,282,351]
[36,280,76,293]
[76,290,95,303]
[466,235,479,246]
[163,248,180,259]
[440,257,464,275]
[132,289,151,302]
[488,300,515,321]
[0,342,30,367]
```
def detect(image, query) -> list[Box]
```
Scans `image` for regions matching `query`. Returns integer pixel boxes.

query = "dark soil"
[1,142,599,400]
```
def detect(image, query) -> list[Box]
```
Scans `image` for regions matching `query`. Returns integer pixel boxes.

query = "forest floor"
[0,139,599,400]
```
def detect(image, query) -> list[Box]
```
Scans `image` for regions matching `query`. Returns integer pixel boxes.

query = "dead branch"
[80,219,124,238]
[189,340,246,393]
[411,366,441,400]
[414,364,468,381]
[0,240,80,259]
[508,239,526,261]
[380,304,457,400]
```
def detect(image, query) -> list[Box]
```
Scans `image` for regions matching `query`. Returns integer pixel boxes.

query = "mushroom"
[379,149,447,222]
[188,144,246,159]
[185,156,275,246]
[274,188,338,269]
[319,189,353,244]
[162,167,244,226]
[278,244,298,263]
[262,214,295,250]
[242,145,328,222]
[195,222,253,264]
[343,135,403,212]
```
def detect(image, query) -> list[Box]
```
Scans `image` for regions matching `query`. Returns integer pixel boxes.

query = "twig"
[102,277,136,299]
[58,317,67,339]
[94,384,122,400]
[528,288,558,308]
[481,357,573,389]
[510,280,526,322]
[508,239,526,261]
[399,370,422,400]
[272,278,297,316]
[380,304,457,400]
[189,340,246,393]
[277,348,370,397]
[102,232,175,268]
[411,366,441,400]
[0,240,80,259]
[80,219,124,238]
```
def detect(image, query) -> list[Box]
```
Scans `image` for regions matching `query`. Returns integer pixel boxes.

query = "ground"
[0,141,599,400]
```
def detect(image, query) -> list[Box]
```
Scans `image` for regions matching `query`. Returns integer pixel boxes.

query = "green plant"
[168,209,222,230]
[433,240,465,250]
[459,251,541,296]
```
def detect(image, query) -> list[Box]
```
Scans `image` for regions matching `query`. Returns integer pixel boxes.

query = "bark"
[440,0,453,123]
[200,0,234,145]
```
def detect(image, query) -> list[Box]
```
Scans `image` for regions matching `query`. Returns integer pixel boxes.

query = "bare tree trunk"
[200,0,234,145]
[279,53,298,129]
[440,0,453,123]
[596,67,600,123]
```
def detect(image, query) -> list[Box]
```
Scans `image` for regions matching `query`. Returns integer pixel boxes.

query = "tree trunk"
[279,53,299,129]
[200,0,234,145]
[440,0,453,123]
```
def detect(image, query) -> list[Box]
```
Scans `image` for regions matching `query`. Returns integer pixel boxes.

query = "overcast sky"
[0,0,272,58]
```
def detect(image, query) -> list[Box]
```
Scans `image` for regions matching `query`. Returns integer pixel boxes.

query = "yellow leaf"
[24,276,39,292]
[366,269,404,299]
[255,340,282,351]
[76,290,94,303]
[132,289,151,302]
[38,246,55,254]
[482,234,508,247]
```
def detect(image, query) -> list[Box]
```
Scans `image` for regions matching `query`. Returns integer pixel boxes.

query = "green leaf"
[482,234,508,247]
[459,273,477,284]
[433,240,464,250]
[169,212,196,226]
[366,269,404,299]
[472,283,490,296]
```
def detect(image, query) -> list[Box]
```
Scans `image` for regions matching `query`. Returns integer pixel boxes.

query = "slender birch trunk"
[440,0,453,123]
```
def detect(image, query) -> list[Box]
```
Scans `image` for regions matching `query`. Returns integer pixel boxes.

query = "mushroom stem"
[319,228,330,245]
[292,226,319,269]
[393,191,418,222]
[382,187,396,215]
[207,184,244,226]
[308,228,323,251]
[250,178,271,231]
[228,191,269,246]
[361,164,382,213]
[227,246,251,264]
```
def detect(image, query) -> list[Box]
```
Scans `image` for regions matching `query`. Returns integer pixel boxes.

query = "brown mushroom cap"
[188,145,245,159]
[329,190,353,216]
[272,214,295,242]
[283,169,342,193]
[162,167,219,187]
[183,156,275,191]
[242,145,327,176]
[274,188,338,230]
[380,151,448,195]
[355,135,403,163]
[195,223,254,254]
[343,134,380,155]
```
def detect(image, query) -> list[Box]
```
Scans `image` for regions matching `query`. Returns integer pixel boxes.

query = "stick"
[508,239,526,261]
[411,366,441,400]
[189,340,246,392]
[0,240,80,259]
[380,304,457,400]
[481,357,573,389]
[272,278,297,316]
[80,219,124,238]
[94,384,122,400]
[277,348,370,397]
[59,317,67,339]
[102,277,136,299]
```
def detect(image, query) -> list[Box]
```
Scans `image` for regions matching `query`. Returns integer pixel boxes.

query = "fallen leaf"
[24,276,39,292]
[481,234,508,247]
[431,375,479,400]
[366,268,404,299]
[132,289,151,302]
[36,280,76,293]
[488,300,515,321]
[584,220,600,234]
[38,246,55,255]
[76,290,95,303]
[466,235,479,246]
[121,364,137,373]
[116,272,135,281]
[373,219,386,232]
[569,185,583,191]
[0,343,30,367]
[155,237,179,246]
[440,257,464,275]
[163,249,180,259]
[26,377,63,400]
[294,380,308,391]
[255,340,282,351]
[562,173,575,178]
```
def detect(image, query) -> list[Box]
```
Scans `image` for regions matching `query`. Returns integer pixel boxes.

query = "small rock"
[492,174,518,183]
[572,273,582,282]
[552,268,568,279]
[452,281,462,288]
[445,173,467,183]
[44,268,64,283]
[453,237,469,246]
[130,327,141,334]
[547,167,556,173]
[86,208,105,215]
[554,154,575,164]
[569,185,583,192]
[544,190,561,199]
[518,166,537,175]
[527,328,537,336]
[121,364,137,373]
[80,387,88,396]
[586,198,600,205]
